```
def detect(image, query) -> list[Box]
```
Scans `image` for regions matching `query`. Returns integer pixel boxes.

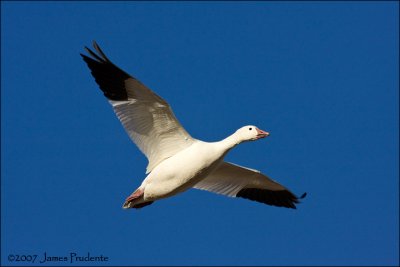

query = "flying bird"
[81,41,306,209]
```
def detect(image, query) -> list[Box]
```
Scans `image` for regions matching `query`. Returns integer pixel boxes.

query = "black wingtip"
[236,188,305,209]
[83,45,105,63]
[81,41,130,101]
[92,41,111,62]
[300,192,307,199]
[80,53,93,62]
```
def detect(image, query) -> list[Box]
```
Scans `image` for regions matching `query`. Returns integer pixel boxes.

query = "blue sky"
[1,2,398,266]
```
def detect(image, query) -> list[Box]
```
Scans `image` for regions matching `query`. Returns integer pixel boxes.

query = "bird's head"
[235,125,270,142]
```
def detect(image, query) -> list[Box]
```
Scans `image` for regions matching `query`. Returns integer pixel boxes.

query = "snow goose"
[81,41,306,210]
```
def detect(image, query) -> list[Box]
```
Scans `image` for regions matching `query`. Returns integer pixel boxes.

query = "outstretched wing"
[193,162,306,209]
[81,41,195,173]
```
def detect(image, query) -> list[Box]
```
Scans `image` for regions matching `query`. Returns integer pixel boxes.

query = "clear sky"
[1,1,398,266]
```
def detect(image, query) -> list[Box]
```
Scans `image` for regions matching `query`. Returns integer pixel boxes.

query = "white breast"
[142,141,225,200]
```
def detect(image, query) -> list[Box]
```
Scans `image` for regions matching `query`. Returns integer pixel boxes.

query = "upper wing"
[193,162,306,209]
[81,41,195,173]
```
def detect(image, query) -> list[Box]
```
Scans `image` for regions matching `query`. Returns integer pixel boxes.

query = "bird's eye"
[249,127,252,131]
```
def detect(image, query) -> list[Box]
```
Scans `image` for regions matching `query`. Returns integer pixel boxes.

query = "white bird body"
[81,41,306,210]
[136,131,244,204]
[141,140,225,202]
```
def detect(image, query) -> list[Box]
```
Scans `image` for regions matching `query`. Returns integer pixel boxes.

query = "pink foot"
[125,189,144,202]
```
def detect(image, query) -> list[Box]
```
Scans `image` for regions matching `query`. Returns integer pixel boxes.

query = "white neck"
[219,132,242,152]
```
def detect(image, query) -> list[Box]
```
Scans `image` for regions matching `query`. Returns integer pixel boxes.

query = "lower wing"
[193,162,306,209]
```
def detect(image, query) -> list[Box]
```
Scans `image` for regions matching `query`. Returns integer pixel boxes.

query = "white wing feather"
[110,97,194,173]
[193,161,287,197]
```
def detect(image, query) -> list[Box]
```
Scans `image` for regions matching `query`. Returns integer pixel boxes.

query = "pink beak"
[256,128,270,139]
